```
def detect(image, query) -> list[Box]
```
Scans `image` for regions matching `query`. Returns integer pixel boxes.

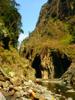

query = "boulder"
[0,92,6,100]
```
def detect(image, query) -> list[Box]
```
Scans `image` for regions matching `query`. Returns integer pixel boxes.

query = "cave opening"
[32,54,42,78]
[51,50,72,78]
[31,49,72,79]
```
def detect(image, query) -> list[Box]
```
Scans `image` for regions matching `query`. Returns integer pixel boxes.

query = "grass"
[0,46,35,79]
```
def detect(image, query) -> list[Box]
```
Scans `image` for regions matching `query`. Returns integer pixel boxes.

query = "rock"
[14,86,22,91]
[0,79,70,100]
[71,73,75,88]
[3,81,10,89]
[62,63,75,87]
[15,90,25,98]
[44,94,56,100]
[28,89,39,100]
[66,85,72,89]
[0,92,6,100]
[15,91,22,98]
[0,75,6,81]
[0,81,3,88]
[10,76,22,86]
[8,89,15,96]
[20,97,31,100]
[67,97,73,100]
[39,95,45,100]
[66,89,75,93]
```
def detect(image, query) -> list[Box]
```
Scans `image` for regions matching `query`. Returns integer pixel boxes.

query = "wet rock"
[62,63,75,87]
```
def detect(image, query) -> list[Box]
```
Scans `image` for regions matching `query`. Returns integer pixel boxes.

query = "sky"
[16,0,47,43]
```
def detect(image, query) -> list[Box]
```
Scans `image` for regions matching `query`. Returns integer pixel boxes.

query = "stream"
[35,78,75,99]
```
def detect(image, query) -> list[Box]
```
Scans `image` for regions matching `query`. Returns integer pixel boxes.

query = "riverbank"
[0,77,75,100]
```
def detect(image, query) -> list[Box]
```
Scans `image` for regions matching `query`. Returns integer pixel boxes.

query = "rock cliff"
[20,0,75,81]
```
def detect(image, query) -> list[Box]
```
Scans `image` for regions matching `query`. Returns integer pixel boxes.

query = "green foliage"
[0,19,9,38]
[60,34,73,45]
[63,21,75,43]
[71,25,75,43]
[0,0,22,47]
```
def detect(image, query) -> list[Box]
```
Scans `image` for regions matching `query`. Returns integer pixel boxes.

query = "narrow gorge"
[0,0,75,99]
[20,0,75,82]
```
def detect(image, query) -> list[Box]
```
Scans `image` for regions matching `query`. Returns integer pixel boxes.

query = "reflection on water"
[38,79,75,99]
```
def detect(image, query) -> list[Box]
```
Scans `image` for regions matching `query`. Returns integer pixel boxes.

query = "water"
[36,79,75,99]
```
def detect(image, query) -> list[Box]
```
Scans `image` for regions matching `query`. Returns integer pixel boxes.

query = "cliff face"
[36,0,75,37]
[38,0,75,22]
[20,0,75,80]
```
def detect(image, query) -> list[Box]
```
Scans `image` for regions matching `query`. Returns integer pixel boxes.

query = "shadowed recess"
[51,49,72,78]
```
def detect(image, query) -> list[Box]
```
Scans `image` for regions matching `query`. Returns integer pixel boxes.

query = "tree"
[0,0,22,48]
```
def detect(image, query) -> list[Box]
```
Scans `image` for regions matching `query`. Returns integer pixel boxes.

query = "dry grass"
[0,46,32,79]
